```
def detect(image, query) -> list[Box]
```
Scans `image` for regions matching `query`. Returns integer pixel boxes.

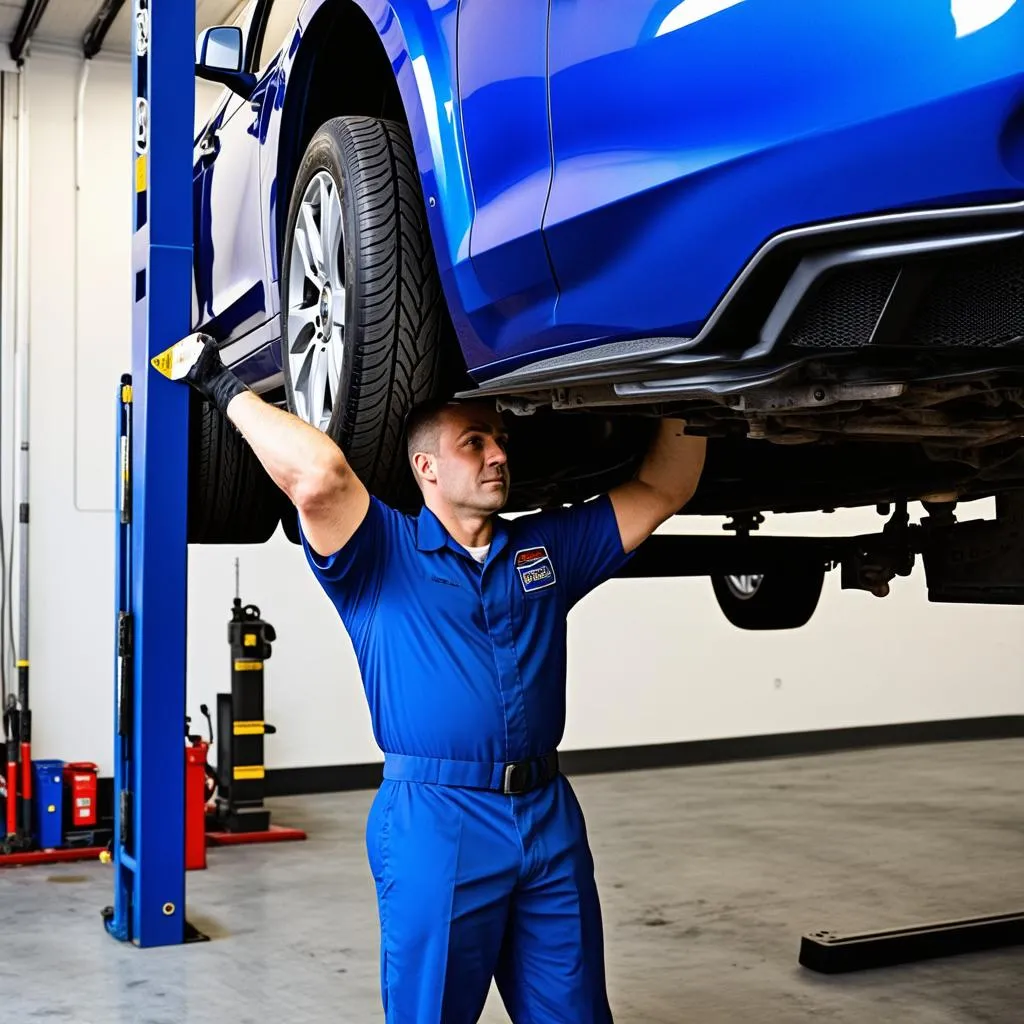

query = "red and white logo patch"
[514,546,556,593]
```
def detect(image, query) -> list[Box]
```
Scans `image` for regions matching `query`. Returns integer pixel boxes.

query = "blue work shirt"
[302,494,632,763]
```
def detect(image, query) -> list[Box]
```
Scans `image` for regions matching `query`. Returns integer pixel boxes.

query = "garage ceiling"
[0,0,244,59]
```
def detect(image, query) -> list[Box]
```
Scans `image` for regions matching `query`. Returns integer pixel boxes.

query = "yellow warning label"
[121,384,133,404]
[233,720,265,736]
[151,349,174,378]
[243,634,257,647]
[135,154,147,193]
[234,659,263,672]
[150,335,205,381]
[233,765,265,781]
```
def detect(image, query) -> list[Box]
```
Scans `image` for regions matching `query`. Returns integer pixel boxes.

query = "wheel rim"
[724,574,764,600]
[286,170,346,432]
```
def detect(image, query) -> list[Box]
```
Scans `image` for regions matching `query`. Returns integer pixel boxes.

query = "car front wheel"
[280,115,448,514]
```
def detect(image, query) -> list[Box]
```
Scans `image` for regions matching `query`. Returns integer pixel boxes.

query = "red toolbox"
[63,762,98,828]
[185,741,209,871]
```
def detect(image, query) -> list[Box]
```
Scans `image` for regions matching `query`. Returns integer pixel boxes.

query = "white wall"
[565,505,1022,750]
[6,53,1022,777]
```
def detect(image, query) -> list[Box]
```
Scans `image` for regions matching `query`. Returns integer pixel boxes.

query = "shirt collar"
[415,504,448,553]
[415,504,509,563]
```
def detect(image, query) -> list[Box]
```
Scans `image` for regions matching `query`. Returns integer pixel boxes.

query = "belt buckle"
[502,760,531,796]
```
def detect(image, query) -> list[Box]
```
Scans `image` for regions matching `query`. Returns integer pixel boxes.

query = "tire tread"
[280,115,448,511]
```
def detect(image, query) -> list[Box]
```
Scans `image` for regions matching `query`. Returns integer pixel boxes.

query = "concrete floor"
[2,739,1023,1023]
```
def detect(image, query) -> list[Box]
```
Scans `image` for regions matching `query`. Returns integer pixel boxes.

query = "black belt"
[382,751,560,796]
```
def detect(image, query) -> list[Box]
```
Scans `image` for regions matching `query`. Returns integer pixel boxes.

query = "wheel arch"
[276,0,473,312]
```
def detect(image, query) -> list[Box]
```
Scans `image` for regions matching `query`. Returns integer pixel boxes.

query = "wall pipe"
[72,58,100,513]
[6,61,31,845]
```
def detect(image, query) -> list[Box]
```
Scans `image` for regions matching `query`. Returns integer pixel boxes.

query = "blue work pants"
[366,774,613,1023]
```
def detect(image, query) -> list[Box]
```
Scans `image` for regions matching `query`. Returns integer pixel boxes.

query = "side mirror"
[195,26,256,99]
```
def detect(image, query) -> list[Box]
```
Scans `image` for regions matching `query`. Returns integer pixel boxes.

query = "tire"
[711,563,825,630]
[281,116,447,510]
[279,500,301,546]
[188,394,281,544]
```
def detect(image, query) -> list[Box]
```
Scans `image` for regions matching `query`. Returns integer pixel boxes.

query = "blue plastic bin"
[32,759,64,850]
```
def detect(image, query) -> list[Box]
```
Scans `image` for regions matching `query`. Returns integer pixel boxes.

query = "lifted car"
[189,0,1024,627]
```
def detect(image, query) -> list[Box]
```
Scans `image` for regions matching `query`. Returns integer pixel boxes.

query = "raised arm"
[608,419,707,554]
[226,392,369,555]
[180,336,369,556]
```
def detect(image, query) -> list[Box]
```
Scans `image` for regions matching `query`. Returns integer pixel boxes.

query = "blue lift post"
[105,0,195,947]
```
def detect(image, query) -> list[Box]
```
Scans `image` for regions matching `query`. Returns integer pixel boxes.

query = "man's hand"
[180,333,251,415]
[609,419,707,553]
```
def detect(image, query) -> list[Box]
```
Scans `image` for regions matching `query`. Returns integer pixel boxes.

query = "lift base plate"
[800,911,1024,973]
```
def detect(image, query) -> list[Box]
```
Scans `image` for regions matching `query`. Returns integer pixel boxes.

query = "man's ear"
[413,451,437,483]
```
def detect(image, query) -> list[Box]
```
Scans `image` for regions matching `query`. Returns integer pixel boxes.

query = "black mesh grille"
[786,266,897,349]
[909,248,1024,348]
[784,246,1024,351]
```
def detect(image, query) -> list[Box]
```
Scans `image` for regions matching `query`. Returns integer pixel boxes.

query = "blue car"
[191,0,1024,624]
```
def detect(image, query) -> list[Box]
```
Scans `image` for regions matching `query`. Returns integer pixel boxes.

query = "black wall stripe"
[8,717,1019,810]
[261,715,1024,798]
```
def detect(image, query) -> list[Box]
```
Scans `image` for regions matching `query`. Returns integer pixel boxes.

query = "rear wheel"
[281,115,448,511]
[711,563,825,630]
[187,395,281,544]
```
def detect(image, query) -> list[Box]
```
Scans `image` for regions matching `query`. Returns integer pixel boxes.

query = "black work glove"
[184,335,250,416]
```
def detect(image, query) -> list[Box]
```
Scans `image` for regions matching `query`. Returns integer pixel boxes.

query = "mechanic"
[179,337,707,1023]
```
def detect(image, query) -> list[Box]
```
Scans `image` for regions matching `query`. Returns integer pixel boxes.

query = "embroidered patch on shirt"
[431,575,461,589]
[514,546,556,593]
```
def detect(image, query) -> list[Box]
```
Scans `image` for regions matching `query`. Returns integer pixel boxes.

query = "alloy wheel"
[286,170,346,431]
[724,574,764,600]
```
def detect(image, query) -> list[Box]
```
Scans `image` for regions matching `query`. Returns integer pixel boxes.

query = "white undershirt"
[462,543,491,564]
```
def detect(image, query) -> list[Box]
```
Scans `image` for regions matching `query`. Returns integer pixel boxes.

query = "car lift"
[102,0,195,947]
[100,0,304,946]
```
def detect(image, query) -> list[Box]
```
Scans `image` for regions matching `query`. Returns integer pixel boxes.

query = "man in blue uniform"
[181,340,707,1022]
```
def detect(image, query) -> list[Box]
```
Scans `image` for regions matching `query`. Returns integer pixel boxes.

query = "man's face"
[426,403,510,515]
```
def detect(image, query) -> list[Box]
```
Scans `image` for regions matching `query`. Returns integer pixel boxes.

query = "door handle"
[199,128,220,158]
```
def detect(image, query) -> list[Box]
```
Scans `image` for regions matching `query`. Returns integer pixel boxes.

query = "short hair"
[405,398,455,466]
[405,397,502,469]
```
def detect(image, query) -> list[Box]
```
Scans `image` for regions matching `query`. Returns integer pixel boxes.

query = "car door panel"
[193,95,270,340]
[191,3,272,350]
